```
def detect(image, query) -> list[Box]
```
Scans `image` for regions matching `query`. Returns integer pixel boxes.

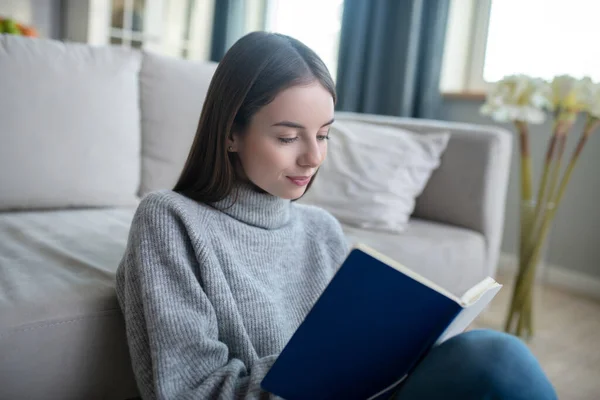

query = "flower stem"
[505,121,534,334]
[511,116,600,337]
[506,116,572,338]
[515,121,533,202]
[533,119,560,214]
[530,118,570,248]
[505,114,596,339]
[554,116,600,206]
[509,208,555,341]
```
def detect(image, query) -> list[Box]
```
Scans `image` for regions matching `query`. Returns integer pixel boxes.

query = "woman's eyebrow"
[271,118,335,129]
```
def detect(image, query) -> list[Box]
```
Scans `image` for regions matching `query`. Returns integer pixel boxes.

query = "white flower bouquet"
[480,74,600,339]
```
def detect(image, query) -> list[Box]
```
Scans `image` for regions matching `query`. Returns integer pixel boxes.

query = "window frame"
[440,0,492,95]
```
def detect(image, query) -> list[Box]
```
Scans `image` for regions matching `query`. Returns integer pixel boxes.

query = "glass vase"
[505,199,556,339]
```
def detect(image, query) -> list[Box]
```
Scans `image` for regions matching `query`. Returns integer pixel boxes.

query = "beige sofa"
[0,35,512,400]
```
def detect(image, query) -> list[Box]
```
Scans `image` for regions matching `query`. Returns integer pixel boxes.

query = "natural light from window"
[484,0,600,82]
[265,0,344,82]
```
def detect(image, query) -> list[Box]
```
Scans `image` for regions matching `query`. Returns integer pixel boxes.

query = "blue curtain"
[210,0,260,62]
[335,0,450,118]
[209,0,231,62]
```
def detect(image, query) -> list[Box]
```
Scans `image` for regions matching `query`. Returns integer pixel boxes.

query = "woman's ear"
[228,126,244,152]
[227,132,238,153]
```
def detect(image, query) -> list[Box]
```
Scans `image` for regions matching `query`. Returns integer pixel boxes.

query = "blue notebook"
[260,243,502,400]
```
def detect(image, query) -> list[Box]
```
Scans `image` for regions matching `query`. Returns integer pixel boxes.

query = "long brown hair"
[173,31,336,203]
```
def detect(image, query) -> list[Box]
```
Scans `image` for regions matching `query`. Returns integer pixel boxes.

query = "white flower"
[480,75,552,124]
[588,83,600,118]
[550,75,591,112]
[576,78,600,118]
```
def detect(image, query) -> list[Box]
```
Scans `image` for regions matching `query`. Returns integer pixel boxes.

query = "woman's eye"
[317,134,330,141]
[278,137,299,144]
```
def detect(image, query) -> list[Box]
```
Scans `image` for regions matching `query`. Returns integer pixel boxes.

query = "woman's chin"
[255,179,309,200]
[279,185,308,200]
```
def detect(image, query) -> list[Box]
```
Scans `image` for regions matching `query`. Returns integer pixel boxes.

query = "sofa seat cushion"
[341,218,487,297]
[0,208,139,400]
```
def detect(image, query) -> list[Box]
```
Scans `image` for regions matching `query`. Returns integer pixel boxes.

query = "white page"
[434,282,502,345]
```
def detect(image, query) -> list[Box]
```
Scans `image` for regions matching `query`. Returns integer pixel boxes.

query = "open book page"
[434,280,502,345]
[460,277,500,305]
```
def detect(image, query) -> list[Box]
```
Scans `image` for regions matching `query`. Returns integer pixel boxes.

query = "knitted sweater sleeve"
[115,194,280,400]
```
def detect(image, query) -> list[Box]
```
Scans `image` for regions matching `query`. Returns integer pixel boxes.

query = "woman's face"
[230,82,335,200]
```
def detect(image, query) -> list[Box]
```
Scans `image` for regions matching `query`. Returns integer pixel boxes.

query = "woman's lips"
[287,176,311,186]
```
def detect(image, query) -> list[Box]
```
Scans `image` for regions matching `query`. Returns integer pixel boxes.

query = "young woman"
[116,31,557,400]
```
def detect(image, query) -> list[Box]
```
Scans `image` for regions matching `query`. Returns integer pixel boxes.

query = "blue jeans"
[393,329,557,400]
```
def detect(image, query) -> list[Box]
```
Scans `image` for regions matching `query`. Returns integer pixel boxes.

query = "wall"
[0,0,62,39]
[441,98,600,280]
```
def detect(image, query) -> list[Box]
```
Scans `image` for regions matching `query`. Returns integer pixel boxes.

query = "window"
[441,0,600,93]
[265,0,344,81]
[109,0,147,48]
[107,0,215,60]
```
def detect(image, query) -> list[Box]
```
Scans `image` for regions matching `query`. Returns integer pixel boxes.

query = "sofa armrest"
[334,112,513,277]
[412,123,512,277]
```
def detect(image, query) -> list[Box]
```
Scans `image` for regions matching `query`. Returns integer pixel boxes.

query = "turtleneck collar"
[209,182,292,230]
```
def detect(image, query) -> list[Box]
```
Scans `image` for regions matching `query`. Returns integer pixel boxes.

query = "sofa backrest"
[332,111,513,277]
[0,35,219,210]
[138,51,217,197]
[0,35,142,210]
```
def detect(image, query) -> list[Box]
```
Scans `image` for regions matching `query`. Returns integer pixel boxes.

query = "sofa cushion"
[0,36,142,210]
[341,218,487,297]
[0,208,139,399]
[139,51,218,196]
[300,119,450,233]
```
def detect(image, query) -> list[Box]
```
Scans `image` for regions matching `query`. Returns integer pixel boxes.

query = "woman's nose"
[298,139,322,168]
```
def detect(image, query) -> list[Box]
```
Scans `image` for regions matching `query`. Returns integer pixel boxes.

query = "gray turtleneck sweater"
[115,184,349,400]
